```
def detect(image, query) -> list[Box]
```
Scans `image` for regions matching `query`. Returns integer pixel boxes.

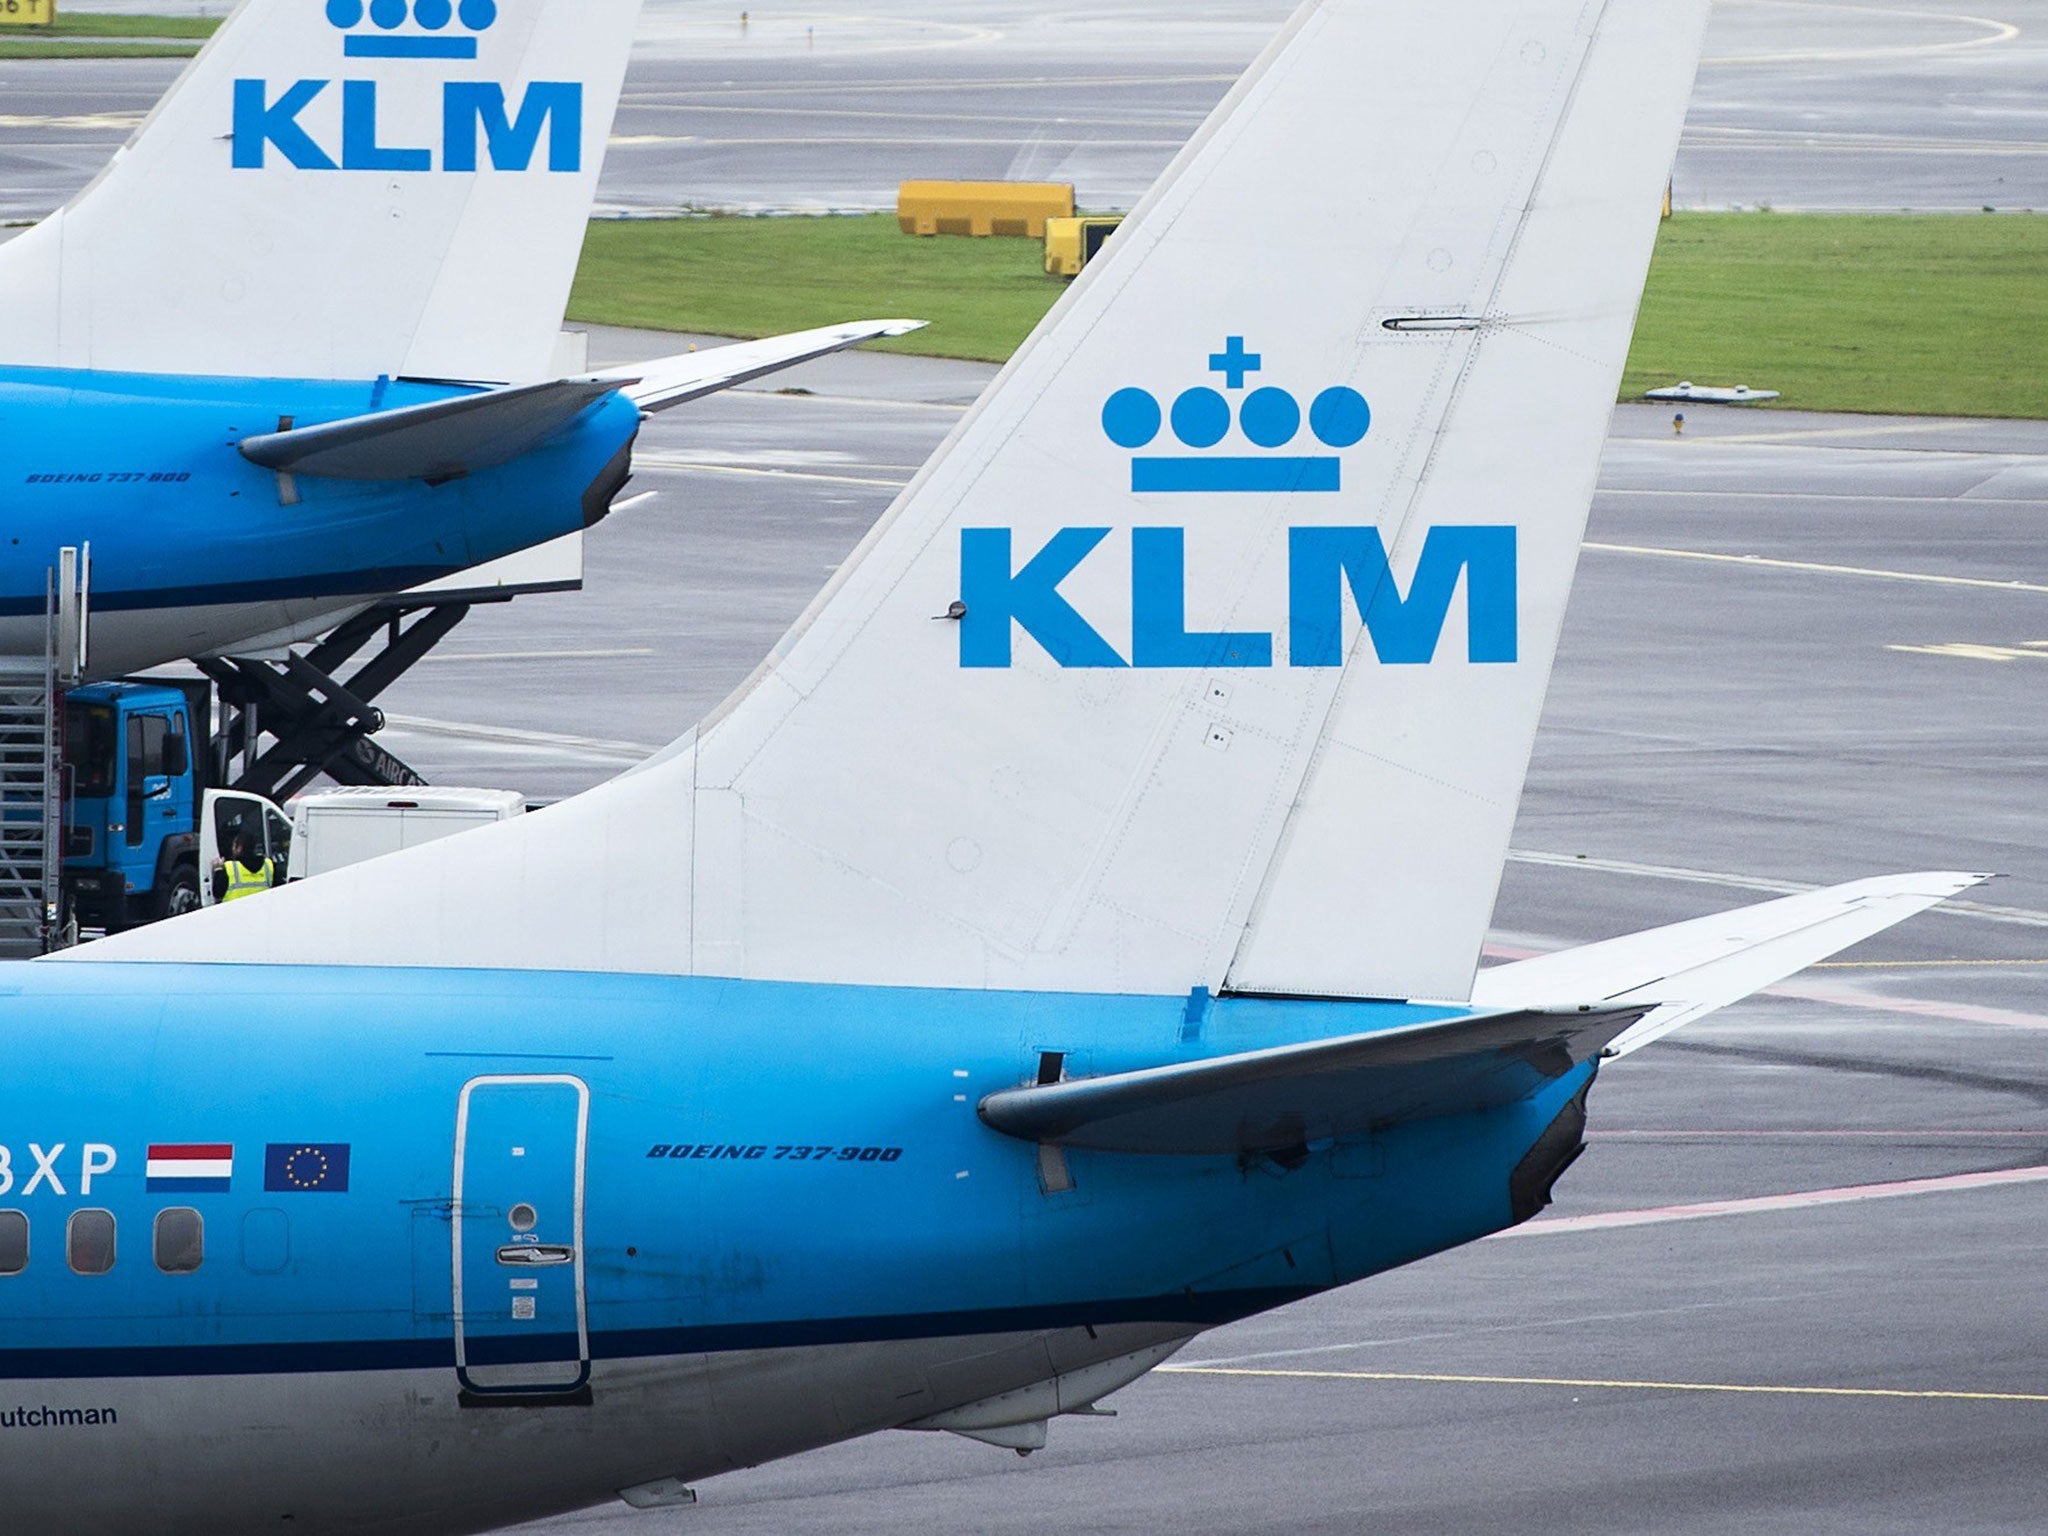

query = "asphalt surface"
[10,1,2048,1528]
[3,0,2046,217]
[348,336,2048,1532]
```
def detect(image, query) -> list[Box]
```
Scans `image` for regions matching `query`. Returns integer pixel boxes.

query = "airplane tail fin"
[0,0,643,383]
[75,0,1716,998]
[1471,872,1993,1055]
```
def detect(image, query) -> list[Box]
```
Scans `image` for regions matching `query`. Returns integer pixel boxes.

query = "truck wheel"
[158,863,202,921]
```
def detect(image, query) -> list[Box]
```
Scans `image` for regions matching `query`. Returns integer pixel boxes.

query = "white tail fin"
[77,0,1713,999]
[0,0,642,382]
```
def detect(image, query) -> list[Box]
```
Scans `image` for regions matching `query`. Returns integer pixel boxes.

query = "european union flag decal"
[264,1143,351,1193]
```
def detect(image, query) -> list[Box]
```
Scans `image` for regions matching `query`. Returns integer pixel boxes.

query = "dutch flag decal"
[146,1144,234,1194]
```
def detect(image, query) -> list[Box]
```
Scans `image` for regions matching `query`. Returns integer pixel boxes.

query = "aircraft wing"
[977,1004,1649,1155]
[238,320,925,481]
[1471,871,1992,1058]
[589,319,927,412]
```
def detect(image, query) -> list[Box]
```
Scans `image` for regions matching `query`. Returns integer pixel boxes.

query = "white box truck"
[199,786,525,906]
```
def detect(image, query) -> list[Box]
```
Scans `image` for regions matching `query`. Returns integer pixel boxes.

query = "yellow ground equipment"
[897,181,1073,238]
[1044,216,1124,277]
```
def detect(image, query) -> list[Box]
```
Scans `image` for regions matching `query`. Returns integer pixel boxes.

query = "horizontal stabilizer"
[595,320,927,413]
[1470,872,1991,1057]
[239,378,621,482]
[237,322,926,481]
[977,1004,1648,1154]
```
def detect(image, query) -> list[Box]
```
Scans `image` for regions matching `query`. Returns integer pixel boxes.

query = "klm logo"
[959,525,1518,670]
[962,339,1513,669]
[232,0,582,173]
[1101,337,1370,494]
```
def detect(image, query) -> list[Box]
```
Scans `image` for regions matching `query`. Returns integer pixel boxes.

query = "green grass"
[570,210,2048,419]
[37,12,220,37]
[571,213,1066,363]
[1624,212,2048,418]
[0,11,219,56]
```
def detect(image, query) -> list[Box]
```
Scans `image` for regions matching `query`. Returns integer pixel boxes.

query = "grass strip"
[570,210,2048,419]
[0,40,198,55]
[0,11,219,55]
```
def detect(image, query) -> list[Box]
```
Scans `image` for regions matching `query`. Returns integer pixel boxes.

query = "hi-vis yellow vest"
[222,858,274,901]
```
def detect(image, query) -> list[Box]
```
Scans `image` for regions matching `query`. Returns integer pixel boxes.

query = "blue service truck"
[60,679,291,929]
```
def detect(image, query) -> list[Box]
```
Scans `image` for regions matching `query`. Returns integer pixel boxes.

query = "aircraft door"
[453,1075,590,1399]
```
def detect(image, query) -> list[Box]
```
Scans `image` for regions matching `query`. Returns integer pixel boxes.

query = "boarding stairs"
[0,551,86,958]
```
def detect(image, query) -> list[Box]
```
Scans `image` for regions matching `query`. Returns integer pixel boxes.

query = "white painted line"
[623,72,1239,101]
[380,714,658,762]
[635,454,911,489]
[1502,1166,2048,1237]
[1598,488,2048,506]
[415,648,655,664]
[1505,849,2048,931]
[1582,542,2048,596]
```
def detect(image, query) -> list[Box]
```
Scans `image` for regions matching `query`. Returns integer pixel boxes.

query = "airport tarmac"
[3,0,2046,218]
[6,2,2045,1526]
[355,334,2048,1532]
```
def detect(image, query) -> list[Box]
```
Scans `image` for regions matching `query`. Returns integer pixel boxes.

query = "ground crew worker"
[212,831,274,903]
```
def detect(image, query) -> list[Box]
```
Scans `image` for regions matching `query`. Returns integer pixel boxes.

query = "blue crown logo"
[1101,337,1369,494]
[325,0,497,59]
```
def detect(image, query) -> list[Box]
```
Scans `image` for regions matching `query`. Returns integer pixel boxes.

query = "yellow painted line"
[1158,1365,2048,1404]
[1583,543,2048,596]
[1626,419,1977,445]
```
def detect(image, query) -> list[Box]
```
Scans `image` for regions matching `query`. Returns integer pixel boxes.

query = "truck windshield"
[63,704,117,797]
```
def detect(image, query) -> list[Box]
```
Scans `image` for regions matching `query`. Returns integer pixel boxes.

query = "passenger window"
[154,1208,203,1275]
[0,1210,25,1275]
[68,1209,115,1275]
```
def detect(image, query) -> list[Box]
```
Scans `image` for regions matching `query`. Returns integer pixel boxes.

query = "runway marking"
[1623,419,1995,446]
[1811,957,2048,967]
[1682,125,2048,156]
[414,648,655,663]
[1703,1,2019,66]
[1589,1130,2048,1146]
[1889,640,2048,662]
[608,134,1189,152]
[635,454,910,489]
[621,72,1239,100]
[1598,487,2048,507]
[1182,1294,1815,1367]
[619,101,1201,130]
[1591,1127,2048,1138]
[1507,848,2048,932]
[1157,1364,2048,1404]
[1502,1165,2048,1237]
[1582,542,2048,597]
[380,713,656,763]
[634,13,1004,54]
[0,112,143,130]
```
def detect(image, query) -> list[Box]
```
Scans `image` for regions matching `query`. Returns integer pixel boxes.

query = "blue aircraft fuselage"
[0,958,1593,1536]
[0,367,639,674]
